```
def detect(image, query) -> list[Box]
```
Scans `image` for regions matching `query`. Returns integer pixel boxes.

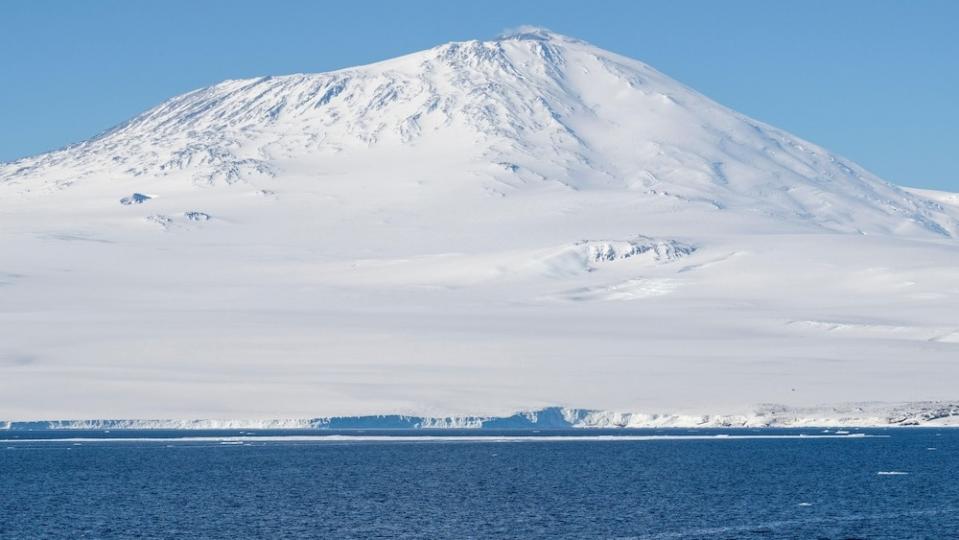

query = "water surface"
[1,428,955,539]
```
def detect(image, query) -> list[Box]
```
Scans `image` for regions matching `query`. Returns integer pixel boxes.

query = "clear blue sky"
[2,0,957,190]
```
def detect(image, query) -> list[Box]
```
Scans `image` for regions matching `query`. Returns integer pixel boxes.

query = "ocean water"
[1,429,956,539]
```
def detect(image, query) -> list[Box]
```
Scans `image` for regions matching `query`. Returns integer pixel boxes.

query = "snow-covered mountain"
[5,28,956,236]
[1,28,958,423]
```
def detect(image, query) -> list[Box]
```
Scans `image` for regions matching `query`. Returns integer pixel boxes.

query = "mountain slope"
[3,28,956,236]
[1,29,958,422]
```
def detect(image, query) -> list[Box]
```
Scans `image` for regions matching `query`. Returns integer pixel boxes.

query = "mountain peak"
[1,30,957,238]
[495,25,575,43]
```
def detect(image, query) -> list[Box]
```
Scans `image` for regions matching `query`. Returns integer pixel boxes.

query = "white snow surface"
[1,29,958,422]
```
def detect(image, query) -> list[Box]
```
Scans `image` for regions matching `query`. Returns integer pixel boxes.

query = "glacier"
[1,28,958,423]
[3,403,959,430]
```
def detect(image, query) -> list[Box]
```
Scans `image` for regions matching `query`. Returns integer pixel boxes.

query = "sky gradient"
[2,0,957,190]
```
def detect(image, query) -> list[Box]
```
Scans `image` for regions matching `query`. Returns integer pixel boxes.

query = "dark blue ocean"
[1,428,957,539]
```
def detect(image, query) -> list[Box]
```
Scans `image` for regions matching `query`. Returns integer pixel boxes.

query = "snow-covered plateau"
[2,28,958,425]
